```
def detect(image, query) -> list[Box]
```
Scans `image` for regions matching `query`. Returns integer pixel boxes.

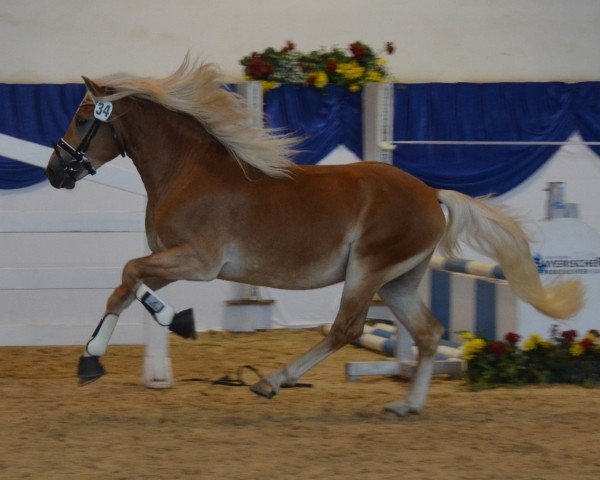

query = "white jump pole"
[229,81,272,305]
[233,82,260,301]
[142,230,173,388]
[391,140,600,146]
[143,309,173,388]
[202,82,275,332]
[346,254,509,381]
[350,82,462,380]
[362,82,396,164]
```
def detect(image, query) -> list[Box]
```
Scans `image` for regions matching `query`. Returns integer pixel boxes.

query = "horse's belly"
[218,246,349,290]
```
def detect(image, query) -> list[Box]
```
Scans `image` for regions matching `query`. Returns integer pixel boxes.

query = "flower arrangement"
[461,326,600,389]
[240,41,395,91]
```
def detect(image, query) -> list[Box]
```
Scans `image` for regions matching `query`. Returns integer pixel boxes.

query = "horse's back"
[293,161,446,268]
[294,161,434,199]
[293,161,443,228]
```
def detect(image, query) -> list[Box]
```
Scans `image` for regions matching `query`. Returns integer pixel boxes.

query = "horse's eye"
[75,117,89,127]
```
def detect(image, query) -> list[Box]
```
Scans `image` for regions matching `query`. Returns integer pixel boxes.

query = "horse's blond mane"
[93,55,298,177]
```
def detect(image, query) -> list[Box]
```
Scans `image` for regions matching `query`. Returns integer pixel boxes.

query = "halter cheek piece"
[53,101,126,180]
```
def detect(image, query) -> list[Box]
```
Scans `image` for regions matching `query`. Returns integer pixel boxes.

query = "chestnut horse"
[45,59,583,416]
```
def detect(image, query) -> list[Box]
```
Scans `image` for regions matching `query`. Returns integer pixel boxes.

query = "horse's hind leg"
[377,259,444,416]
[251,270,380,398]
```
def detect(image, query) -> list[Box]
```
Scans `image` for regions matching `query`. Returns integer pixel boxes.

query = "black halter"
[53,117,126,180]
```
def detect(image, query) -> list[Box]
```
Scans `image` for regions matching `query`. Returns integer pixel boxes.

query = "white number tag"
[93,102,113,121]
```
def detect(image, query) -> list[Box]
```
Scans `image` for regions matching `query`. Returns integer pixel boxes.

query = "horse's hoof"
[169,308,196,339]
[250,379,278,399]
[383,400,421,418]
[77,355,105,386]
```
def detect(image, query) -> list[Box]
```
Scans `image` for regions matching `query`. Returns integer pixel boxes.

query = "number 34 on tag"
[94,102,113,121]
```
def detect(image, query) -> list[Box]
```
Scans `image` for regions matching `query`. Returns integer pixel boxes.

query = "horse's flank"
[93,55,299,178]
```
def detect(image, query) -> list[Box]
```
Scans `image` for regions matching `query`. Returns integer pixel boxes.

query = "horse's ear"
[82,76,102,96]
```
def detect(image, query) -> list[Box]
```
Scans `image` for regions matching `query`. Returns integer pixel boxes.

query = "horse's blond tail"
[437,189,583,319]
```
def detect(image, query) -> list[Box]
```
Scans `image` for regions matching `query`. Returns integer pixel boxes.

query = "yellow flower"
[460,332,475,340]
[461,338,486,360]
[570,342,585,356]
[366,70,383,82]
[307,71,328,89]
[349,84,361,92]
[314,71,328,89]
[523,333,550,351]
[260,80,279,92]
[376,57,388,65]
[584,332,599,343]
[338,61,364,80]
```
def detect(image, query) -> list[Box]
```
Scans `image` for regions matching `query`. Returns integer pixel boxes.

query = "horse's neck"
[120,101,242,200]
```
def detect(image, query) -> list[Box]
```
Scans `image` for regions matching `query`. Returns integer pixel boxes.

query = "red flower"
[281,40,296,53]
[247,57,274,79]
[350,42,366,59]
[488,341,507,356]
[562,329,578,343]
[504,332,520,346]
[326,59,338,74]
[580,338,595,352]
[306,75,316,86]
[385,42,395,55]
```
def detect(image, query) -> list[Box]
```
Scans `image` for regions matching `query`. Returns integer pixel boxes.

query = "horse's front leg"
[77,276,173,385]
[77,243,220,385]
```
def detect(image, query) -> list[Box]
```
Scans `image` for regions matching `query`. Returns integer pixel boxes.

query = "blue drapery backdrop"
[1,81,599,195]
[390,83,574,196]
[572,82,600,158]
[264,84,363,164]
[265,82,600,196]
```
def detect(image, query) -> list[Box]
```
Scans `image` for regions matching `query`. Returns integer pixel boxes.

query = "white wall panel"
[0,232,145,267]
[0,1,598,83]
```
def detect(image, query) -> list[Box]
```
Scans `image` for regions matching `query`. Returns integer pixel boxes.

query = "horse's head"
[45,77,126,189]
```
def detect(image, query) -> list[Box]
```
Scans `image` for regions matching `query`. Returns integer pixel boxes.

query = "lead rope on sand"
[182,365,313,389]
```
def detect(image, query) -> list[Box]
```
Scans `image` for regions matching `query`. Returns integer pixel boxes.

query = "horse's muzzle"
[45,164,76,189]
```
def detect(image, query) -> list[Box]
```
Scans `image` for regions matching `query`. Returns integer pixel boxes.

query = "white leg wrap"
[135,283,175,326]
[85,313,119,357]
